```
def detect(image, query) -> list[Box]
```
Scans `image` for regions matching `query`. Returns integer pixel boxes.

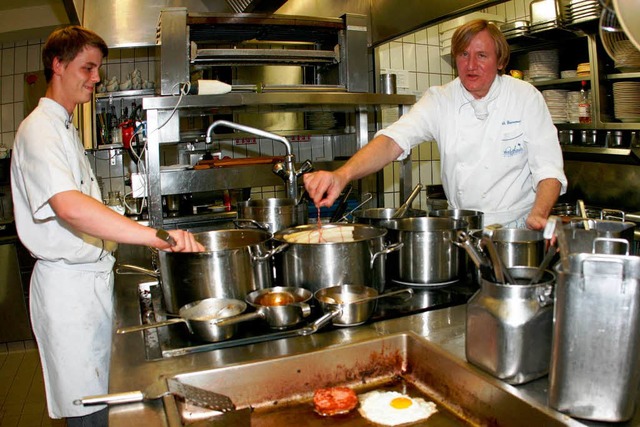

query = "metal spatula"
[75,377,235,413]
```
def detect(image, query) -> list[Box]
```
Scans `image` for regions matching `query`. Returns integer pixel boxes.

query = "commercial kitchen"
[2,0,640,425]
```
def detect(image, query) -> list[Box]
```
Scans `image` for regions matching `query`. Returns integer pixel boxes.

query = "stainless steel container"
[159,229,274,313]
[549,252,640,422]
[272,224,397,293]
[466,266,555,385]
[430,209,484,230]
[489,228,544,268]
[563,218,635,255]
[388,217,467,285]
[352,207,427,229]
[237,198,308,233]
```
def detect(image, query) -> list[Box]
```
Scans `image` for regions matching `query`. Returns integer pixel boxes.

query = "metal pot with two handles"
[387,217,469,285]
[118,229,283,314]
[236,198,308,233]
[272,223,403,293]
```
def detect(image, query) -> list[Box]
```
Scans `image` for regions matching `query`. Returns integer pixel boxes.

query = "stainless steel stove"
[134,280,476,360]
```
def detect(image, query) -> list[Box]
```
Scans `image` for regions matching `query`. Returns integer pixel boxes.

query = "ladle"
[577,199,590,231]
[481,236,516,285]
[319,288,413,305]
[529,244,557,285]
[544,215,570,273]
[392,183,423,218]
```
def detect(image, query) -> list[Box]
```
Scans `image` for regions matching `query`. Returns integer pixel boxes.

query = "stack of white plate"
[613,40,640,72]
[529,50,559,81]
[566,91,582,123]
[613,82,640,122]
[542,89,569,123]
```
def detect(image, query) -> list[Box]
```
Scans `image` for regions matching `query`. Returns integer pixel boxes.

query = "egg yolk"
[390,397,413,409]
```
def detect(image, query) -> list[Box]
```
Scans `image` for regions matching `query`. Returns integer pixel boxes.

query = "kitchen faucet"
[205,120,307,200]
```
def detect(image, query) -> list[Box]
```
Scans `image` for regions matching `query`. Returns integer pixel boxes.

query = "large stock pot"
[388,217,468,285]
[158,229,275,313]
[272,224,401,293]
[236,198,308,233]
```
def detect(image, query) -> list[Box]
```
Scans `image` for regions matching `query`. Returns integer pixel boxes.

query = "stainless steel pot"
[352,207,426,229]
[313,285,413,327]
[116,298,246,342]
[159,229,277,313]
[388,217,468,285]
[430,209,483,230]
[216,287,312,329]
[563,218,635,255]
[487,228,544,268]
[272,224,402,293]
[237,198,308,233]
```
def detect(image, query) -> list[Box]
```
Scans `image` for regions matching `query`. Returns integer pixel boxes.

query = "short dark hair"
[451,19,510,75]
[43,26,108,83]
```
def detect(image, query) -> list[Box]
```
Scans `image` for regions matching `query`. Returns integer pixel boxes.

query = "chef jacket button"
[484,165,489,169]
[457,191,463,196]
[482,193,486,198]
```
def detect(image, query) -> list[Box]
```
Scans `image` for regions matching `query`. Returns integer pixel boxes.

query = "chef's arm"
[304,134,404,207]
[525,178,562,231]
[49,190,204,252]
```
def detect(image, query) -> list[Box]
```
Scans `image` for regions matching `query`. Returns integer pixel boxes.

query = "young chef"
[11,26,204,426]
[304,19,567,230]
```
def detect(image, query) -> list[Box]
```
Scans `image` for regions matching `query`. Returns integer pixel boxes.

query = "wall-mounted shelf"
[562,145,640,165]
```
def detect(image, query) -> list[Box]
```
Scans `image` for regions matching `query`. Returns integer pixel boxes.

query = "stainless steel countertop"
[107,245,639,427]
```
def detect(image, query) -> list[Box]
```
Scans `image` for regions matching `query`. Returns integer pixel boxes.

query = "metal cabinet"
[140,92,415,228]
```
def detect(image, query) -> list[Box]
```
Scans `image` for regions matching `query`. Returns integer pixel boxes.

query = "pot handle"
[291,302,312,318]
[537,284,554,307]
[116,318,190,334]
[298,307,342,336]
[234,218,270,231]
[213,311,263,327]
[251,243,289,262]
[370,242,403,269]
[115,264,159,278]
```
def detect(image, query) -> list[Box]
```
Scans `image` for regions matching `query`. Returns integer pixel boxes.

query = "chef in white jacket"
[304,19,567,230]
[11,26,203,426]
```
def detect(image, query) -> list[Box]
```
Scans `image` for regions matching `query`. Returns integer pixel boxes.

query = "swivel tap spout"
[205,120,297,200]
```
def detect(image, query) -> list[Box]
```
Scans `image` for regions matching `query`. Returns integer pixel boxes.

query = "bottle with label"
[578,80,591,124]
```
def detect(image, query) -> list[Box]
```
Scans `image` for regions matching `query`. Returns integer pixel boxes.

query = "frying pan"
[215,287,313,329]
[117,298,246,342]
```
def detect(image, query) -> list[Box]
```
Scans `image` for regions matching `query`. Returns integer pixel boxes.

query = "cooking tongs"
[75,377,235,413]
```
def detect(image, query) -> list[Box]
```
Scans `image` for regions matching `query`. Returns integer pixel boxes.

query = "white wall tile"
[376,44,390,70]
[14,46,27,74]
[432,160,442,185]
[13,76,22,103]
[2,103,14,132]
[1,75,13,104]
[402,33,415,44]
[416,73,429,92]
[416,44,428,72]
[27,44,41,72]
[13,102,23,131]
[389,42,404,69]
[514,0,527,19]
[402,43,417,72]
[2,49,14,76]
[504,1,517,21]
[427,26,439,45]
[2,131,15,148]
[427,46,441,73]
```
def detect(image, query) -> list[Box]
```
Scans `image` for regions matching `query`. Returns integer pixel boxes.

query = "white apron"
[31,258,115,418]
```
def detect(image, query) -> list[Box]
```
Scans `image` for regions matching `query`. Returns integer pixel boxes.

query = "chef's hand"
[157,229,205,252]
[303,170,348,208]
[525,213,547,231]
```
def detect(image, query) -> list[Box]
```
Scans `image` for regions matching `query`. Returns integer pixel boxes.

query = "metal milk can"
[466,266,555,384]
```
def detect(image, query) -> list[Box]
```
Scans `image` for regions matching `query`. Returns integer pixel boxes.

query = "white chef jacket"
[377,75,567,226]
[11,97,116,418]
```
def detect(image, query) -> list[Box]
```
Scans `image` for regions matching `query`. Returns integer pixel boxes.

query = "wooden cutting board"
[194,156,284,170]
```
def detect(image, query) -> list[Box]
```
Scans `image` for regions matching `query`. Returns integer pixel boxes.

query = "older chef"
[304,19,567,230]
[11,26,203,426]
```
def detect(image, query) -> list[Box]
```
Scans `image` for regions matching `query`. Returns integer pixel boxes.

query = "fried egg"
[358,390,437,426]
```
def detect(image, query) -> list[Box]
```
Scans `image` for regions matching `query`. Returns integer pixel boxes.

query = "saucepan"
[312,285,413,327]
[215,286,313,329]
[117,297,246,342]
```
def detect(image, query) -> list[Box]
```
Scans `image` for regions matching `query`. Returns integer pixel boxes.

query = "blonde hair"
[450,19,510,75]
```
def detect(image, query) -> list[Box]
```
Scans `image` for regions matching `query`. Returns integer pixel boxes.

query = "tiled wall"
[374,0,534,210]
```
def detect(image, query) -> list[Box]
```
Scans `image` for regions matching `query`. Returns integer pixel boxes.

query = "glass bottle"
[578,80,592,124]
[107,191,126,215]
